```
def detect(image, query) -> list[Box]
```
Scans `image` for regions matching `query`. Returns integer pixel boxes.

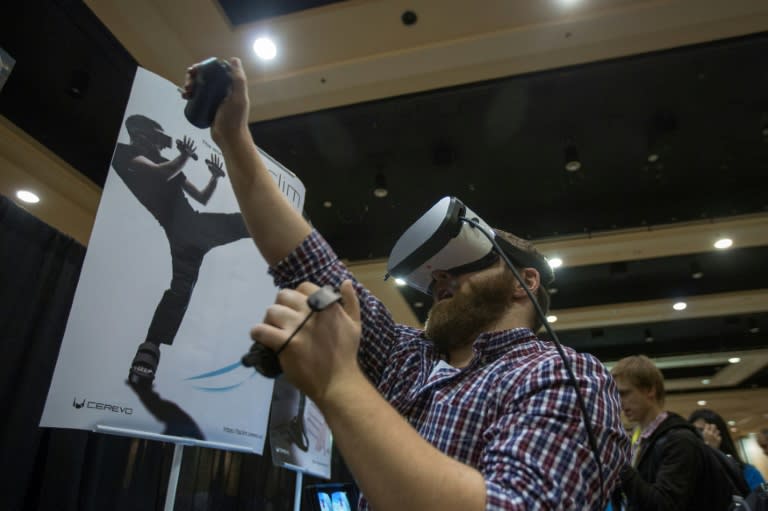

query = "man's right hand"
[176,135,198,160]
[184,57,250,148]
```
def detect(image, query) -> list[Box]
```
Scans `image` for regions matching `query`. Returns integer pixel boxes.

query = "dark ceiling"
[2,2,767,391]
[218,0,347,26]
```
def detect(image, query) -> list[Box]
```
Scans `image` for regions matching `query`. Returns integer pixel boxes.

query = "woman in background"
[689,408,766,491]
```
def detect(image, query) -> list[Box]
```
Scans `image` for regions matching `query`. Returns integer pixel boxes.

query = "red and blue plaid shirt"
[270,231,630,510]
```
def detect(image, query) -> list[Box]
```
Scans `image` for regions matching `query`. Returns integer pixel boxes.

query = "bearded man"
[188,57,629,511]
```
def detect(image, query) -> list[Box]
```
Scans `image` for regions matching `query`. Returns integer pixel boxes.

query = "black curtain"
[0,196,352,510]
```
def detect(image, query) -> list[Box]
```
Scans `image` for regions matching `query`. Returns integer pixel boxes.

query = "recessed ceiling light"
[644,328,654,343]
[548,257,563,269]
[253,37,277,60]
[394,278,406,286]
[701,379,711,385]
[647,153,660,163]
[16,190,40,204]
[673,302,687,311]
[697,400,707,406]
[322,201,332,208]
[714,238,733,249]
[373,173,388,198]
[564,143,581,172]
[690,261,703,279]
[546,315,558,323]
[728,357,741,364]
[727,420,736,426]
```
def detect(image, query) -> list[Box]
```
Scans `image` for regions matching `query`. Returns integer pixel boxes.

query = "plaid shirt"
[270,231,630,510]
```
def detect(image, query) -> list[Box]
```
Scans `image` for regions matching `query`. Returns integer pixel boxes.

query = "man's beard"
[424,269,517,354]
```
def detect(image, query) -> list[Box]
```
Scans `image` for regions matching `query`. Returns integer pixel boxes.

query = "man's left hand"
[250,280,362,406]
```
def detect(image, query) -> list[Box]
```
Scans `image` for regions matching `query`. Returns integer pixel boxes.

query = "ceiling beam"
[551,289,768,330]
[0,116,100,245]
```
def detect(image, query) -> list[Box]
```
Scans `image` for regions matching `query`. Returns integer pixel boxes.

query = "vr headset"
[385,196,554,294]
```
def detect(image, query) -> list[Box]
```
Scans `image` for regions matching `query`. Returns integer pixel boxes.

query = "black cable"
[276,310,315,355]
[461,217,606,506]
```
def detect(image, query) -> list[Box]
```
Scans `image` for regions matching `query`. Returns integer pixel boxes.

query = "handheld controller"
[242,286,343,378]
[184,57,232,129]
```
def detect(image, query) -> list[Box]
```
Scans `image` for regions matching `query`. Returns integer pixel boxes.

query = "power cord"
[461,216,606,506]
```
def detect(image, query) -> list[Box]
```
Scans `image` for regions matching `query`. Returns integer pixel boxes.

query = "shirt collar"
[640,411,669,441]
[472,327,539,360]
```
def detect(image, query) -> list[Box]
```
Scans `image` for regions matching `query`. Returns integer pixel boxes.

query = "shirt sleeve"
[481,352,629,510]
[268,230,400,384]
[744,463,766,491]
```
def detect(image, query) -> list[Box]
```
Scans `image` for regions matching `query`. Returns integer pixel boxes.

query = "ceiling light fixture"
[373,173,388,198]
[727,420,736,426]
[564,143,581,172]
[690,261,703,279]
[548,257,563,269]
[714,238,733,249]
[16,190,40,204]
[546,315,558,323]
[673,301,687,311]
[322,201,333,208]
[645,111,678,165]
[253,37,277,60]
[401,10,418,26]
[644,328,654,343]
[728,357,741,364]
[747,318,760,334]
[701,379,710,385]
[697,400,707,406]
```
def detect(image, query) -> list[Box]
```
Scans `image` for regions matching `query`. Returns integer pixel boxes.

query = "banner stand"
[94,424,258,452]
[164,444,184,511]
[294,471,303,511]
[95,425,309,508]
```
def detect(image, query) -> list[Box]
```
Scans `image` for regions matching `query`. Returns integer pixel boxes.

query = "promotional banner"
[40,67,308,454]
[269,379,333,478]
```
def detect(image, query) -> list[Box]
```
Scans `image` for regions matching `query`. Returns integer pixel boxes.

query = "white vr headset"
[386,196,554,295]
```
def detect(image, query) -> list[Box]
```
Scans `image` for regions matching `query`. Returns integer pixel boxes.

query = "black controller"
[184,58,232,129]
[242,286,343,378]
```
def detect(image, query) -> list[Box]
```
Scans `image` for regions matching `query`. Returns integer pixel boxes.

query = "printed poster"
[40,67,311,455]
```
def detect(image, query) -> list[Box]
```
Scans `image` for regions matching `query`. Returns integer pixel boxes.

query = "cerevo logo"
[72,397,133,415]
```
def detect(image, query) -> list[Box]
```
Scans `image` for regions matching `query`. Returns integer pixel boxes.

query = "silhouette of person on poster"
[111,114,249,388]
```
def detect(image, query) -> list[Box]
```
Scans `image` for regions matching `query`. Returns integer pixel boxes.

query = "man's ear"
[513,267,541,298]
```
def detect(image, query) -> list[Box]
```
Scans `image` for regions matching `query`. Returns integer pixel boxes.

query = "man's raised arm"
[185,57,311,265]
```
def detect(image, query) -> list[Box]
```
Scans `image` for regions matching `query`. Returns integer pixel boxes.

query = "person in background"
[188,57,631,511]
[611,355,734,510]
[689,408,766,491]
[688,408,766,491]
